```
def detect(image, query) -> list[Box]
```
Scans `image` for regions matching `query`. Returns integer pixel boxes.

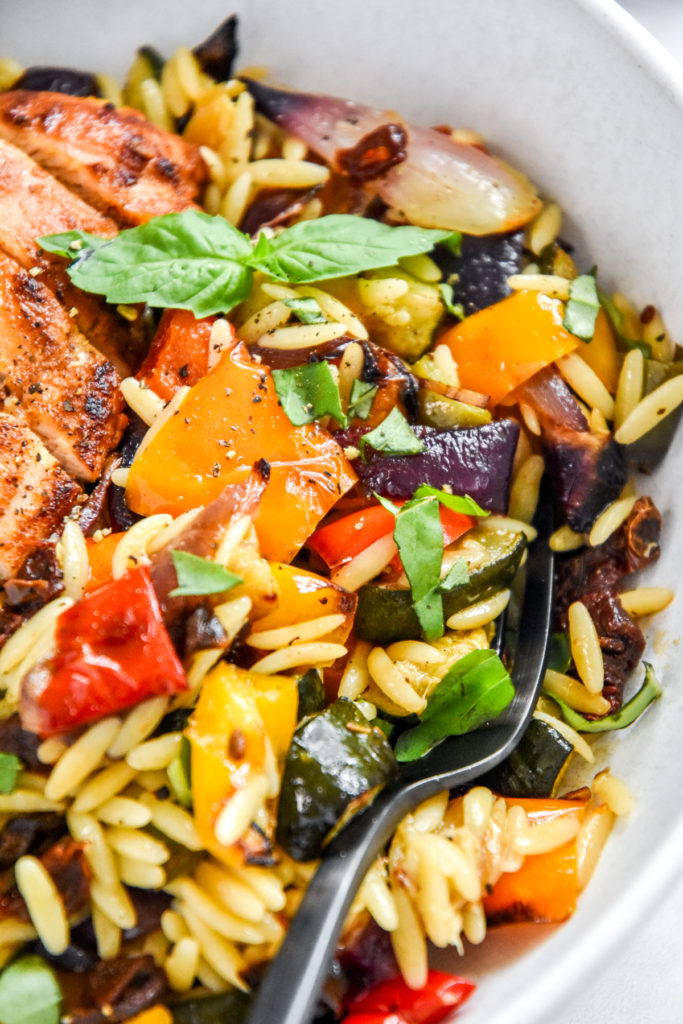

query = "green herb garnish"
[395,649,514,762]
[39,212,454,318]
[438,282,465,320]
[439,557,470,592]
[359,408,425,459]
[272,362,346,427]
[393,496,444,641]
[169,550,242,598]
[438,231,463,256]
[562,273,601,341]
[0,752,21,794]
[283,296,327,324]
[547,661,662,733]
[412,484,488,517]
[347,379,378,421]
[0,956,62,1024]
[167,736,192,809]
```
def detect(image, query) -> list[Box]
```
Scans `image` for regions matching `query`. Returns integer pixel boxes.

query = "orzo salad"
[0,14,679,1024]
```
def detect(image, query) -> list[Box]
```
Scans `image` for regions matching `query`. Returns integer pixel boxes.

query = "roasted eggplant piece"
[433,229,525,315]
[276,699,398,861]
[355,528,526,644]
[193,14,239,82]
[10,66,100,97]
[481,718,574,798]
[346,419,519,511]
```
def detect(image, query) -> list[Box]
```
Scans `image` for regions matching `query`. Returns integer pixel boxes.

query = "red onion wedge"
[242,79,541,234]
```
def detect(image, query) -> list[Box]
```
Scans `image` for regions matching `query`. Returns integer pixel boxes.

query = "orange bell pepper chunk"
[84,532,125,593]
[439,290,580,406]
[579,308,620,394]
[255,562,357,646]
[186,661,298,867]
[126,341,357,563]
[136,309,223,402]
[125,1008,173,1024]
[483,796,588,924]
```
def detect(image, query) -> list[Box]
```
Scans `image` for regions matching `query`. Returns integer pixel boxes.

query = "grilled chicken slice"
[0,253,125,482]
[0,139,143,374]
[0,413,80,581]
[0,91,207,225]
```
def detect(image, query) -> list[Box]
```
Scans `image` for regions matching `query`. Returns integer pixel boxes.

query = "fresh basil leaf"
[167,735,192,809]
[546,632,572,674]
[347,379,378,421]
[412,484,488,517]
[394,497,445,641]
[0,956,62,1024]
[563,273,601,341]
[547,661,662,733]
[373,492,401,516]
[37,229,109,259]
[395,649,514,762]
[169,550,242,598]
[438,232,463,256]
[249,215,453,283]
[412,586,444,642]
[48,212,254,317]
[272,362,346,427]
[359,408,425,459]
[283,296,327,324]
[440,557,469,592]
[0,752,21,794]
[438,282,465,320]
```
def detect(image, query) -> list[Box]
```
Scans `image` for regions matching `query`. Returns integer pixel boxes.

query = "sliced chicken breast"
[0,253,125,482]
[0,91,207,225]
[0,413,81,581]
[0,138,142,374]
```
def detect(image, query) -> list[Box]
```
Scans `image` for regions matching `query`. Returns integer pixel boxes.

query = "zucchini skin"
[482,718,573,798]
[276,699,398,861]
[354,530,526,644]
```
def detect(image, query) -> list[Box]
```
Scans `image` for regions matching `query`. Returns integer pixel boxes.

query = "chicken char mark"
[0,90,208,225]
[0,253,125,482]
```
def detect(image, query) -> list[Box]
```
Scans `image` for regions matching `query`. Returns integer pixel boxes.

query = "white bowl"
[3,1,683,1021]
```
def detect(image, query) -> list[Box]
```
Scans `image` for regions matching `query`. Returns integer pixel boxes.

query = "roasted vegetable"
[354,528,526,644]
[193,14,239,82]
[433,229,524,315]
[276,699,398,861]
[347,420,519,512]
[354,268,445,362]
[171,989,251,1024]
[10,66,100,97]
[252,563,356,645]
[481,718,574,798]
[627,360,683,470]
[438,290,579,406]
[297,670,327,720]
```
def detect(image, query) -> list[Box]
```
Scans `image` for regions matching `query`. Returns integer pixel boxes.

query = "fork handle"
[244,726,514,1024]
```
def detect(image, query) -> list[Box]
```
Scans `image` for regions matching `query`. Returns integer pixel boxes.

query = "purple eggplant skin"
[346,419,519,511]
[193,14,239,82]
[11,66,100,97]
[433,229,525,316]
[544,431,627,534]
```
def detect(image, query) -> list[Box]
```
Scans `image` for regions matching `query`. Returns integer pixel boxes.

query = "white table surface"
[552,5,683,1023]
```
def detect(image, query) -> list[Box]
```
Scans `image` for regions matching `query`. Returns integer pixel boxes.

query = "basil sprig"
[395,649,514,762]
[272,362,346,427]
[39,212,454,319]
[169,550,242,598]
[562,273,601,341]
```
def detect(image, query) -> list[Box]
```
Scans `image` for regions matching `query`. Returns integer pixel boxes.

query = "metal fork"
[245,480,555,1024]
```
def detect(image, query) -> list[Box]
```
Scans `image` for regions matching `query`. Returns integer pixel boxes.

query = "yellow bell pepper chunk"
[186,662,298,867]
[126,1008,173,1024]
[256,563,357,646]
[439,290,580,406]
[579,308,620,394]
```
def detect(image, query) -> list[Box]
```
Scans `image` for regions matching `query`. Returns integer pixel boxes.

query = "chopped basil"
[547,661,662,733]
[283,296,327,324]
[562,273,601,341]
[0,752,21,794]
[598,289,652,358]
[347,379,378,421]
[412,484,488,517]
[272,361,346,427]
[40,212,455,318]
[0,956,62,1024]
[438,231,463,256]
[440,557,470,592]
[359,408,425,459]
[393,497,445,641]
[395,649,514,762]
[169,550,242,598]
[438,282,465,320]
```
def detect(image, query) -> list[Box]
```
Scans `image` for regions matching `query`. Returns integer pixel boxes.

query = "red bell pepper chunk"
[347,970,476,1024]
[309,504,473,571]
[36,567,187,735]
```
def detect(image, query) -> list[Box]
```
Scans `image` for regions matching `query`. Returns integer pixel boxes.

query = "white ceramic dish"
[2,1,682,1021]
